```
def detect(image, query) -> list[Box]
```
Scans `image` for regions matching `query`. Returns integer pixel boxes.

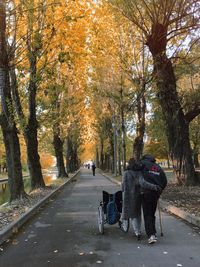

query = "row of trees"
[0,0,199,203]
[0,0,93,201]
[88,0,200,185]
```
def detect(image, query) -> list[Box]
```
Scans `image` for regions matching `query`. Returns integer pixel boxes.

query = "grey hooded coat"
[121,170,158,220]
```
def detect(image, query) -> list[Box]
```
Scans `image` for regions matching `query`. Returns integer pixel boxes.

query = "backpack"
[142,161,167,190]
[106,194,120,225]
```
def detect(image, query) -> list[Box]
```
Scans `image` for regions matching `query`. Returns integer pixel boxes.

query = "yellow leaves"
[40,153,55,169]
[80,141,96,162]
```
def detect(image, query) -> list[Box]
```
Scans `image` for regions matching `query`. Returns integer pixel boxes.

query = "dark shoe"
[136,234,141,241]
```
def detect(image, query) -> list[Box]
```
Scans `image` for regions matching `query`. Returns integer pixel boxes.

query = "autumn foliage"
[0,0,199,202]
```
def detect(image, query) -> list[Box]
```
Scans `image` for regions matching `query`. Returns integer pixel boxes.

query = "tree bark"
[100,138,104,169]
[133,84,146,161]
[66,136,79,173]
[25,123,45,189]
[193,152,199,168]
[0,1,25,201]
[120,85,127,171]
[146,23,198,185]
[66,136,73,173]
[25,55,45,189]
[117,127,122,175]
[133,38,147,162]
[53,124,68,178]
[10,55,45,189]
[121,111,126,170]
[95,147,99,168]
[1,119,26,201]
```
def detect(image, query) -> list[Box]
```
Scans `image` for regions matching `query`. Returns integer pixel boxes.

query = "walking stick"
[158,200,164,236]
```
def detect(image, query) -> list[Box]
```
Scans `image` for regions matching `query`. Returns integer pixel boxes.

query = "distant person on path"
[121,158,161,240]
[92,162,96,176]
[140,154,167,244]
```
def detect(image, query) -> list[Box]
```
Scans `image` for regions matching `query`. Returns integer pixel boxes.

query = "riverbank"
[0,169,58,206]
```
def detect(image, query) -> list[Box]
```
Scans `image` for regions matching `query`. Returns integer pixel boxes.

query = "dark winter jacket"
[140,155,167,191]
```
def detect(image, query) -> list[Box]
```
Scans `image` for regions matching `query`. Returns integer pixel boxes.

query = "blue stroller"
[97,190,129,234]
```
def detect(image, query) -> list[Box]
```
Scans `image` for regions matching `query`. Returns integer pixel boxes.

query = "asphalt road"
[0,168,200,267]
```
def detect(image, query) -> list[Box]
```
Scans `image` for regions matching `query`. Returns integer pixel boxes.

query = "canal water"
[0,173,57,206]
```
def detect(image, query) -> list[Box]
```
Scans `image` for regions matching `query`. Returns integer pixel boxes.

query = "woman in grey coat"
[121,158,160,239]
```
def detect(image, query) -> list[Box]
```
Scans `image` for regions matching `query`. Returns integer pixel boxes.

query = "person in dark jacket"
[140,154,167,244]
[121,158,161,240]
[92,162,96,176]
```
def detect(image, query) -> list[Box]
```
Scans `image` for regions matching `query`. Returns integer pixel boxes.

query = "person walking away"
[92,162,96,176]
[121,158,161,240]
[140,154,167,244]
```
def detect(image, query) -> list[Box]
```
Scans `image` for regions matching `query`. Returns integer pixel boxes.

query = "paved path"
[0,169,200,267]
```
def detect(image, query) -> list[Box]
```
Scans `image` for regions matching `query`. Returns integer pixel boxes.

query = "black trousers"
[92,168,95,176]
[141,192,159,237]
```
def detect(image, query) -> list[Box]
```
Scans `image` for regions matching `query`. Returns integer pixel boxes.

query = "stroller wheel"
[119,219,129,233]
[98,205,104,234]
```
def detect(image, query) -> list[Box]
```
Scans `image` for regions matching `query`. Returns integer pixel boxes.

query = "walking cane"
[158,200,164,236]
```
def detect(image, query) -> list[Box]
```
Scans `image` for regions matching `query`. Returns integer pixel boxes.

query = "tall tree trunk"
[10,56,44,189]
[120,83,127,171]
[100,138,104,169]
[1,120,25,201]
[25,56,45,189]
[73,147,79,171]
[193,151,199,168]
[109,135,115,174]
[25,123,45,189]
[167,155,170,169]
[113,118,117,176]
[117,126,122,175]
[133,85,146,161]
[121,109,126,170]
[66,136,78,173]
[96,147,99,168]
[105,153,109,171]
[53,124,68,178]
[0,1,25,201]
[133,39,146,162]
[23,1,45,189]
[118,137,122,175]
[147,23,197,185]
[66,136,73,173]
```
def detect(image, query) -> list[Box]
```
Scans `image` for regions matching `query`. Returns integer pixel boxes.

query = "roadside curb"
[101,172,121,186]
[0,170,80,246]
[159,199,200,228]
[101,171,200,229]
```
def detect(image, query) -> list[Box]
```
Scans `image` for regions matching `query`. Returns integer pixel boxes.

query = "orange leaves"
[40,153,55,169]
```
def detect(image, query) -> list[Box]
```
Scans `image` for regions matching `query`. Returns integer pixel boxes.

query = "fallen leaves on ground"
[162,184,200,217]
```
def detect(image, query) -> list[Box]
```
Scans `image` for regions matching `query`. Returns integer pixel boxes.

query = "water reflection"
[0,173,58,206]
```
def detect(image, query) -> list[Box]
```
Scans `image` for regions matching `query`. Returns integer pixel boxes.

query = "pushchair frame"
[97,190,129,234]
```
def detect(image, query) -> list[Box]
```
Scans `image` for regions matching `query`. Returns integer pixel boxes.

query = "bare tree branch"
[185,108,200,123]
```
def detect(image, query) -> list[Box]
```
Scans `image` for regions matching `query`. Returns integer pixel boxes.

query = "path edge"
[159,199,200,228]
[0,170,80,245]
